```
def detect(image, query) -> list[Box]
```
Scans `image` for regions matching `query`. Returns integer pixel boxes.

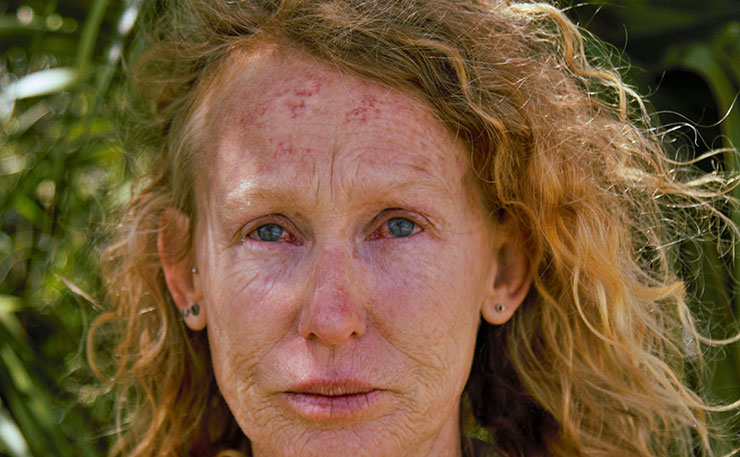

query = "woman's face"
[167,50,526,457]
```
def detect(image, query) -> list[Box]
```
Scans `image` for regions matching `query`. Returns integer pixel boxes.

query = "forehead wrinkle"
[343,157,461,208]
[363,150,459,189]
[219,160,458,220]
[328,126,341,205]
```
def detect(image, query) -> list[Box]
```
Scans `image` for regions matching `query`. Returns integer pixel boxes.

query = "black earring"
[181,303,200,318]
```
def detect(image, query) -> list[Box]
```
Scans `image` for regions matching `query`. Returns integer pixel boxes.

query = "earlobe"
[481,299,519,325]
[158,208,207,331]
[481,236,534,326]
[180,301,206,331]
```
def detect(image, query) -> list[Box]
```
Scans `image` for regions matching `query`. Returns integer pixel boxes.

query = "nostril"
[298,295,366,345]
[299,249,367,344]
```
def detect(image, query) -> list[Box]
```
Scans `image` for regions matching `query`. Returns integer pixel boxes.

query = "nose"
[298,248,367,346]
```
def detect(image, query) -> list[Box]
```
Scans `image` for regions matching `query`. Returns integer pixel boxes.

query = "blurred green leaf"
[0,295,22,314]
[667,38,740,169]
[10,194,44,229]
[76,0,110,77]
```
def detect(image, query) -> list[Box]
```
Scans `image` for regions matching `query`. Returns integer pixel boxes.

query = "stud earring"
[191,266,198,274]
[181,303,200,318]
[495,304,506,313]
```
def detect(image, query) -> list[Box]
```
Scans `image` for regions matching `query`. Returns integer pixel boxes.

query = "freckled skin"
[195,50,501,457]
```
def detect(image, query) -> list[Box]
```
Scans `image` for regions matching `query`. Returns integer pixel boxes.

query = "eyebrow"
[220,184,306,218]
[219,171,455,216]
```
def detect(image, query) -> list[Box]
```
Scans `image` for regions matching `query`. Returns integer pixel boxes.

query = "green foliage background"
[0,0,739,455]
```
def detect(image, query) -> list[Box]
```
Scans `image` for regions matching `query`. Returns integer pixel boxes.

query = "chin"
[250,424,411,457]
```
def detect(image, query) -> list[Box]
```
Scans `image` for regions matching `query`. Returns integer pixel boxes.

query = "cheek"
[367,236,487,366]
[204,247,303,386]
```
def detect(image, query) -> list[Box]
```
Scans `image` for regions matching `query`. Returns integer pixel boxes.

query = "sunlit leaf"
[0,68,78,119]
[0,404,31,457]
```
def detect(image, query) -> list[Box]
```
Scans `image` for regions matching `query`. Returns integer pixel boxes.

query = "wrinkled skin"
[160,48,529,457]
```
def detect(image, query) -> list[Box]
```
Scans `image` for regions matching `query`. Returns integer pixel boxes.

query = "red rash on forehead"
[212,69,431,175]
[232,75,396,131]
[198,49,469,214]
[345,95,381,124]
[269,138,315,162]
[234,76,322,126]
[283,79,322,118]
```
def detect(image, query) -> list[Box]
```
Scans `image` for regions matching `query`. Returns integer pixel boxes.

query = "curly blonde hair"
[89,0,737,456]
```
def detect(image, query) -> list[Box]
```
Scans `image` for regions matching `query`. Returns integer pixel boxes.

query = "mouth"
[282,380,386,420]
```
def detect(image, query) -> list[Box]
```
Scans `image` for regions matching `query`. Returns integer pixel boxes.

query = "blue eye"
[387,217,415,238]
[253,223,285,242]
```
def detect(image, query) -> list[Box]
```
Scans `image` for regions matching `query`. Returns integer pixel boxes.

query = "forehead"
[196,48,472,206]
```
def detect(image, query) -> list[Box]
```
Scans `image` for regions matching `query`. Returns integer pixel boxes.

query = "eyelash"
[247,223,297,243]
[240,211,424,245]
[240,215,299,245]
[367,214,422,241]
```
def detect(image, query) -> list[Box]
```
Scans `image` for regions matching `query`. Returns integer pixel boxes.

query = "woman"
[89,0,735,456]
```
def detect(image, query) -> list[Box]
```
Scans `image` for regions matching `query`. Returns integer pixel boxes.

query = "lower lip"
[282,390,385,420]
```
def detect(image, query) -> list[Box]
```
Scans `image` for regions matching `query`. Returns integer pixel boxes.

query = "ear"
[481,232,533,325]
[158,208,206,331]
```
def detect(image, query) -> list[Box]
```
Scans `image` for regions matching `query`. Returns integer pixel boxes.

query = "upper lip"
[287,379,377,396]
